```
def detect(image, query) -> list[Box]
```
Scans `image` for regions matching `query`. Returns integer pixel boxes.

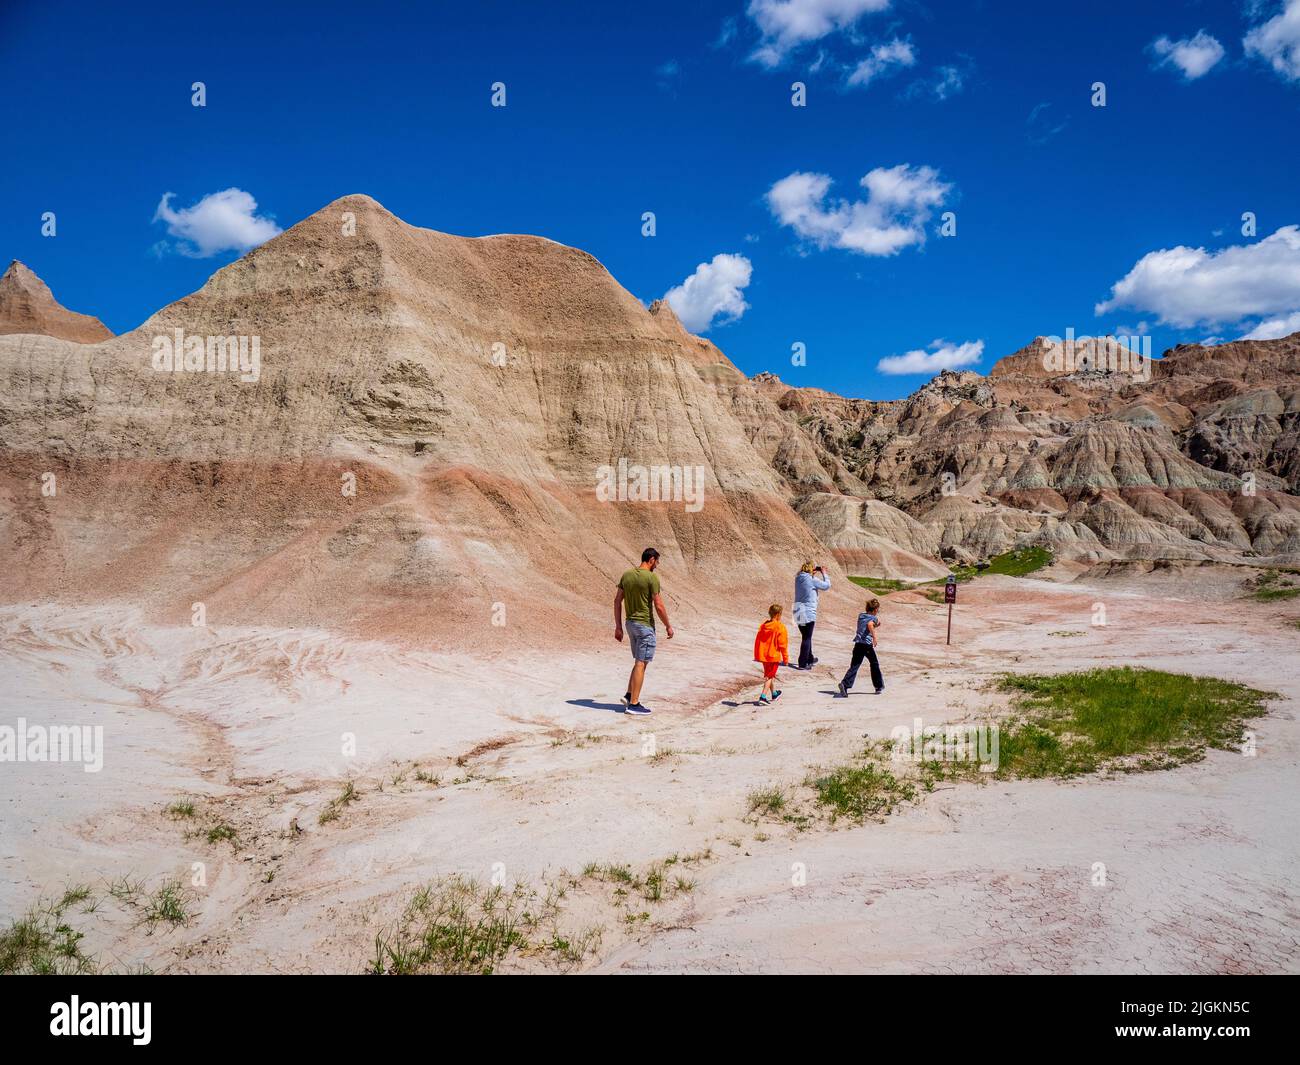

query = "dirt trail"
[1,572,1297,973]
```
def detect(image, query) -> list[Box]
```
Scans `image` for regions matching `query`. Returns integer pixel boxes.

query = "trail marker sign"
[945,576,957,644]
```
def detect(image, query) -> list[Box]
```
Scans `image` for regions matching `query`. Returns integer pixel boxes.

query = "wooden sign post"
[944,575,957,645]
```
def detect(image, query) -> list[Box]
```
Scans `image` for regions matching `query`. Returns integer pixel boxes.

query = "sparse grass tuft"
[589,863,634,885]
[319,781,361,825]
[807,762,915,822]
[746,786,787,817]
[205,823,237,845]
[3,871,198,974]
[107,875,145,904]
[58,885,93,910]
[165,800,196,819]
[547,927,603,963]
[642,865,665,902]
[369,876,598,975]
[143,880,190,929]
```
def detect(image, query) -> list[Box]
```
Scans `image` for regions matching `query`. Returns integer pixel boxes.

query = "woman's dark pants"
[797,621,816,668]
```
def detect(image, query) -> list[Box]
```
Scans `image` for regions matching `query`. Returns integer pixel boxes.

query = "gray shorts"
[626,620,656,662]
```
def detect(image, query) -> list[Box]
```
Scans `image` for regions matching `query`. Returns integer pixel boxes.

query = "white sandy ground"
[1,571,1297,974]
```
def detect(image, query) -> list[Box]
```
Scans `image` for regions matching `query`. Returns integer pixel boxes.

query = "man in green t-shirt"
[614,547,674,716]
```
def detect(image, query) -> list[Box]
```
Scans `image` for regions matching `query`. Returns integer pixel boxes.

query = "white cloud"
[1096,226,1300,328]
[1150,30,1226,80]
[766,164,952,257]
[929,64,967,99]
[153,188,281,258]
[747,0,891,66]
[1245,0,1300,82]
[904,57,973,101]
[877,338,984,376]
[1026,101,1068,144]
[1239,309,1300,340]
[847,39,915,87]
[664,253,753,332]
[1112,321,1150,337]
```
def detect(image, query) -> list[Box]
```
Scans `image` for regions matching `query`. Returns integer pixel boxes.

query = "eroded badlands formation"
[1,196,1297,651]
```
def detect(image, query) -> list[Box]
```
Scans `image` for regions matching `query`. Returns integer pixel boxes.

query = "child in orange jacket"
[753,603,790,705]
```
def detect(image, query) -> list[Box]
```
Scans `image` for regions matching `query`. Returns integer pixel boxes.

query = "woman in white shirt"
[792,561,831,670]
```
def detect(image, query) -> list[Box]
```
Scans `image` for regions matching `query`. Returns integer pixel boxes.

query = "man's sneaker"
[837,680,848,697]
[874,687,884,694]
[772,689,782,701]
[625,703,651,716]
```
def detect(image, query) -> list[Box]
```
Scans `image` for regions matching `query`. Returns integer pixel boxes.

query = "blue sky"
[2,0,1299,399]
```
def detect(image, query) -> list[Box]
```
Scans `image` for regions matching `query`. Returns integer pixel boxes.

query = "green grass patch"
[0,908,94,975]
[850,547,1054,601]
[1247,569,1300,602]
[806,762,916,822]
[738,668,1275,834]
[1255,586,1300,602]
[848,575,916,593]
[994,667,1273,777]
[949,546,1054,582]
